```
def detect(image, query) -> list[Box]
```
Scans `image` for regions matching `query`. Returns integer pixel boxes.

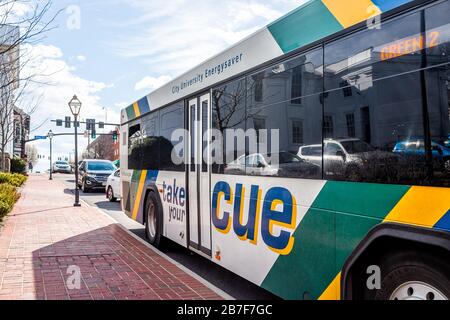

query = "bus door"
[187,93,212,256]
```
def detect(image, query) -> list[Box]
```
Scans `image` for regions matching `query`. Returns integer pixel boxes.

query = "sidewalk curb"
[79,198,234,301]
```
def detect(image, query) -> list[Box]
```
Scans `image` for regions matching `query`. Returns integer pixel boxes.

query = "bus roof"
[121,0,413,125]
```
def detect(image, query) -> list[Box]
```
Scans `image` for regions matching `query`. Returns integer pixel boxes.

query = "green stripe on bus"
[268,0,343,54]
[261,181,410,300]
[126,105,136,121]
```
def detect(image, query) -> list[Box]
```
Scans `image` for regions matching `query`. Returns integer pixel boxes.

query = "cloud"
[134,75,172,92]
[19,44,119,169]
[76,55,87,62]
[110,0,305,76]
[0,1,33,20]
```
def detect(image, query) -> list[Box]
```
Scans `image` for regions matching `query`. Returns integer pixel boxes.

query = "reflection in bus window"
[324,12,427,184]
[128,122,141,170]
[246,47,323,179]
[426,0,450,187]
[141,112,160,170]
[212,78,246,174]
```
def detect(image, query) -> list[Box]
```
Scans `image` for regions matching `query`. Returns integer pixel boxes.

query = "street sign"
[34,136,47,140]
[99,122,105,129]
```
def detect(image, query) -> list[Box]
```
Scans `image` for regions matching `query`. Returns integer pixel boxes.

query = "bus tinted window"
[212,78,246,174]
[159,102,185,172]
[128,121,142,170]
[245,48,323,179]
[426,0,450,187]
[324,12,428,185]
[141,111,160,170]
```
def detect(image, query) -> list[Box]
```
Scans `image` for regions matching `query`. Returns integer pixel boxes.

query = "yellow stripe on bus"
[133,101,141,118]
[384,186,450,228]
[319,272,341,300]
[322,0,381,29]
[132,170,147,221]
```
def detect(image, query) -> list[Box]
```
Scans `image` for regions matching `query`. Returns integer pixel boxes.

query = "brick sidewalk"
[0,175,224,300]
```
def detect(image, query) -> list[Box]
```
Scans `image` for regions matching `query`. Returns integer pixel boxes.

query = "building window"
[292,120,303,144]
[253,117,266,143]
[346,113,356,137]
[291,65,302,104]
[254,78,263,102]
[323,115,334,139]
[340,80,353,97]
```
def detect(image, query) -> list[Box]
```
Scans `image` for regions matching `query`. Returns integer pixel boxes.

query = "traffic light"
[112,130,118,141]
[65,116,71,128]
[56,119,63,127]
[86,119,95,131]
[91,129,96,139]
[99,122,105,129]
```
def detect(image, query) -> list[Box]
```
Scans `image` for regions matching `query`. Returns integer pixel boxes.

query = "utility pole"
[48,130,54,180]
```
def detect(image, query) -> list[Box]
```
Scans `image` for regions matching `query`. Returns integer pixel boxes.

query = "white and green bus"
[121,0,450,300]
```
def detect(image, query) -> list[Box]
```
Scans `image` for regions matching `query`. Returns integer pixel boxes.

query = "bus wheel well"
[142,188,157,225]
[342,223,450,300]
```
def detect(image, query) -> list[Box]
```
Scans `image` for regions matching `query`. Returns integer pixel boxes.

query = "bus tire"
[371,251,450,300]
[145,192,162,248]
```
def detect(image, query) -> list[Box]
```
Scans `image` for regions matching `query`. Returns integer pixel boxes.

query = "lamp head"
[68,95,82,116]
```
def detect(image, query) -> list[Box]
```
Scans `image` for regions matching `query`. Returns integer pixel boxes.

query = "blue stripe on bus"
[371,0,413,12]
[138,97,151,114]
[434,209,450,231]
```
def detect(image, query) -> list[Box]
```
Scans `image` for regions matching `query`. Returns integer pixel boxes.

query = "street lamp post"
[69,95,82,207]
[48,130,54,180]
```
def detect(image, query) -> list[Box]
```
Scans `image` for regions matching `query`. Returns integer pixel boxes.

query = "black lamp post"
[69,95,82,207]
[48,130,54,180]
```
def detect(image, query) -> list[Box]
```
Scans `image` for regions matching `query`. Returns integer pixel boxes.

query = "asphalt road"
[55,174,279,300]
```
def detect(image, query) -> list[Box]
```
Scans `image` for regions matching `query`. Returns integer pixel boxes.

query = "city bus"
[120,0,450,300]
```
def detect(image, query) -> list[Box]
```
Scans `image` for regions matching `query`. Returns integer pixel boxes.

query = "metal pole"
[74,116,81,207]
[49,137,53,180]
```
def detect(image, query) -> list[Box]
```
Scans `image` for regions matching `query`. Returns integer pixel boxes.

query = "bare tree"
[0,0,58,171]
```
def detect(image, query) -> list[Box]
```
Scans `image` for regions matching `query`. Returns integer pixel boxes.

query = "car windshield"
[87,162,116,171]
[265,152,301,165]
[341,141,375,154]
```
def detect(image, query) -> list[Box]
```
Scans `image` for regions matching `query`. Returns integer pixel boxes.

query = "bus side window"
[128,123,142,170]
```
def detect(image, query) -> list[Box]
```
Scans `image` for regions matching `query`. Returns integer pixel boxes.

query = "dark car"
[78,159,117,193]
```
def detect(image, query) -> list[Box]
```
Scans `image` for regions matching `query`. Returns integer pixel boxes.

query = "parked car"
[78,159,117,193]
[106,169,121,202]
[52,161,72,174]
[299,139,397,179]
[393,140,450,172]
[225,152,320,178]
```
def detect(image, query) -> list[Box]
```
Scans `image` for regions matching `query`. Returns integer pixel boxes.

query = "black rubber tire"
[145,192,162,248]
[368,251,450,300]
[107,186,117,202]
[82,180,90,193]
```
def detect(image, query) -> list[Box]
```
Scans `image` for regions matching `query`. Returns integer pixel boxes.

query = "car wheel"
[82,180,90,193]
[145,192,162,248]
[107,186,117,202]
[371,251,450,301]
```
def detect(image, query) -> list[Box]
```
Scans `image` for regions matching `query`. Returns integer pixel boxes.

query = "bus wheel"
[374,252,449,300]
[145,192,162,248]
